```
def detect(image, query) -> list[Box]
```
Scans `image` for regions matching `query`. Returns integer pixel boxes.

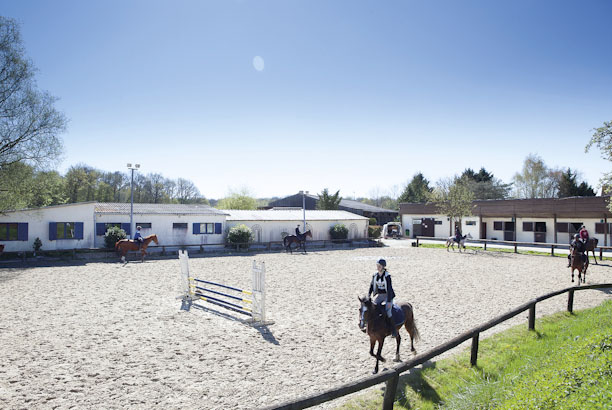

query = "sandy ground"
[1,245,611,409]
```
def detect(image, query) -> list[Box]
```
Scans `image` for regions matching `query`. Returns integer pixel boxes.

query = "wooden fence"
[267,283,612,410]
[415,236,612,260]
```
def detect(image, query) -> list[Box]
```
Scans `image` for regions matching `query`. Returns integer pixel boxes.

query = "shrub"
[329,223,349,240]
[227,224,253,249]
[368,225,382,238]
[104,226,127,248]
[368,217,378,226]
[32,237,43,253]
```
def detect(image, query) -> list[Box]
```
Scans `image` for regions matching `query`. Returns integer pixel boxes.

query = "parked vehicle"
[382,223,403,239]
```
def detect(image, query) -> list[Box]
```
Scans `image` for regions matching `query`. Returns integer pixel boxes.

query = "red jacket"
[579,228,589,241]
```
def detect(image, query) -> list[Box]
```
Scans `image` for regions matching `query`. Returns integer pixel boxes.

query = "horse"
[569,245,588,284]
[283,230,312,254]
[585,238,599,264]
[115,234,159,263]
[445,233,473,252]
[358,296,420,374]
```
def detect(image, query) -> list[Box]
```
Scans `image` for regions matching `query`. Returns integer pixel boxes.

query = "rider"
[367,259,397,338]
[134,226,144,249]
[568,233,585,267]
[579,225,589,244]
[295,224,303,240]
[454,226,462,243]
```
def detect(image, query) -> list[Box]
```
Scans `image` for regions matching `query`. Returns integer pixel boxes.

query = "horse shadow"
[386,360,441,408]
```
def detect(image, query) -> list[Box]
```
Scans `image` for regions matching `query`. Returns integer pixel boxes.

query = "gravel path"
[1,246,610,409]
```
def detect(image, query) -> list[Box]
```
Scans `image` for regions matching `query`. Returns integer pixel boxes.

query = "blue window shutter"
[193,223,201,234]
[96,223,106,236]
[121,223,131,235]
[49,222,57,240]
[17,223,28,241]
[75,222,84,239]
[215,223,222,234]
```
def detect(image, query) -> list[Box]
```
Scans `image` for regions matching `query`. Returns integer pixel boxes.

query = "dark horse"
[115,234,159,262]
[283,230,312,254]
[585,238,599,264]
[358,296,420,374]
[569,245,588,284]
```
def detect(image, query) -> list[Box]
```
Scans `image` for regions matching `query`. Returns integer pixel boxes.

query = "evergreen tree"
[557,168,595,197]
[398,173,432,203]
[317,188,341,210]
[459,167,511,200]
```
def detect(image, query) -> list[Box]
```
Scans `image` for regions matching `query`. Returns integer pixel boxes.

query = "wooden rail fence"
[415,236,612,260]
[267,283,612,410]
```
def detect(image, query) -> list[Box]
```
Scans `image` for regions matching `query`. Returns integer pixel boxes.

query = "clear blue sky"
[2,0,611,199]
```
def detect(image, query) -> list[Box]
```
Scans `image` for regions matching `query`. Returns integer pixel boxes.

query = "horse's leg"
[394,328,402,362]
[374,337,385,374]
[571,267,574,283]
[592,249,598,265]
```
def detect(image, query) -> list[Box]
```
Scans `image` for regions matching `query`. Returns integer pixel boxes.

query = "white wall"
[226,219,368,242]
[0,203,96,252]
[94,214,227,248]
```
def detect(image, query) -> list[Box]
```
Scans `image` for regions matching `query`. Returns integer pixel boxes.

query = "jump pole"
[179,250,270,325]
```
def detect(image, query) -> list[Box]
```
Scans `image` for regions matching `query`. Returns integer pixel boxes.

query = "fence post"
[601,248,603,261]
[416,237,420,247]
[382,372,399,410]
[484,241,487,251]
[567,290,574,313]
[551,245,554,256]
[528,303,536,330]
[514,243,518,253]
[470,332,480,367]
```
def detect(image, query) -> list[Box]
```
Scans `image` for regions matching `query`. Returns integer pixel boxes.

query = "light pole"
[127,163,140,239]
[299,190,309,232]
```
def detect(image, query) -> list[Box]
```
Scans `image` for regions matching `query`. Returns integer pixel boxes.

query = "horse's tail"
[115,240,121,251]
[401,303,420,342]
[283,236,288,247]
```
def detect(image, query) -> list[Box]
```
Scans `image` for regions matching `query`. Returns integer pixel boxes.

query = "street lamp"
[127,163,140,239]
[299,190,309,233]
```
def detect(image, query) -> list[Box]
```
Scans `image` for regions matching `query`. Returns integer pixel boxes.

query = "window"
[493,221,503,231]
[595,223,612,234]
[193,222,222,234]
[136,223,152,229]
[465,221,476,226]
[0,223,27,241]
[96,223,130,236]
[556,223,569,233]
[50,222,83,240]
[434,220,442,225]
[535,222,546,232]
[173,223,188,230]
[523,222,533,232]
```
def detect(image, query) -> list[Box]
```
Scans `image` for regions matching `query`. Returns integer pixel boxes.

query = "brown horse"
[585,238,599,264]
[569,245,588,284]
[115,234,159,262]
[358,296,420,374]
[283,230,312,254]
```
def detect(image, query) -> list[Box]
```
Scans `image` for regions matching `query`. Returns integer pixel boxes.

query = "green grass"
[339,300,612,410]
[417,243,612,261]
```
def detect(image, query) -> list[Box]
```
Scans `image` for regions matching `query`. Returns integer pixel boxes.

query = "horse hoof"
[394,358,401,363]
[372,369,378,374]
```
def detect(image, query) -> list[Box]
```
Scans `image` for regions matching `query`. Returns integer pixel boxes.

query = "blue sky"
[2,0,612,199]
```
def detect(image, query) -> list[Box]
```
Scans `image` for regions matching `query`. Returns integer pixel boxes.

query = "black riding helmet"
[377,258,386,267]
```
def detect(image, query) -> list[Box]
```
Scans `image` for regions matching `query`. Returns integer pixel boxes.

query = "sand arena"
[1,245,610,409]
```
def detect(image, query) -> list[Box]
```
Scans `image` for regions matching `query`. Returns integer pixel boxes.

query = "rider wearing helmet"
[367,259,397,338]
[568,233,584,267]
[134,226,144,249]
[579,225,589,243]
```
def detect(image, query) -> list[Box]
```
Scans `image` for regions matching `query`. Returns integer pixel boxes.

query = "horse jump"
[179,250,268,323]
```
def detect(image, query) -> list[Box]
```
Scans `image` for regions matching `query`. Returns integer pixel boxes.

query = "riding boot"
[567,255,571,268]
[385,315,397,338]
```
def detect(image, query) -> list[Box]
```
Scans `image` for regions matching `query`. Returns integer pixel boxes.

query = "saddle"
[374,302,406,327]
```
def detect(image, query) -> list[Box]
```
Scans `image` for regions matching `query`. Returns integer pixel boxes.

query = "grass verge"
[339,299,612,409]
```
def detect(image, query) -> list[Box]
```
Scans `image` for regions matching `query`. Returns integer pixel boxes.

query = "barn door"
[422,218,435,237]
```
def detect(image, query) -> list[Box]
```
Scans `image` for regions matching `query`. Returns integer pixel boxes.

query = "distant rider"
[455,226,462,243]
[568,233,585,267]
[368,259,397,338]
[579,225,589,244]
[134,226,144,249]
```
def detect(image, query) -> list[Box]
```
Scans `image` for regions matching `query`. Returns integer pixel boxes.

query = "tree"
[317,188,341,210]
[217,188,257,210]
[398,173,432,203]
[0,17,66,169]
[557,168,595,198]
[429,177,475,228]
[459,167,512,200]
[512,154,559,198]
[586,120,612,196]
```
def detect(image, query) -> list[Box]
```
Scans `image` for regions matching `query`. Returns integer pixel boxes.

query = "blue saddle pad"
[376,303,405,327]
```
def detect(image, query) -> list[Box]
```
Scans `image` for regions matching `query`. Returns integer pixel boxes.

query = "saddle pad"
[391,304,406,327]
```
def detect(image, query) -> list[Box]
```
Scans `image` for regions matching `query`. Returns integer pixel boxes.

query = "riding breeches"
[374,293,393,318]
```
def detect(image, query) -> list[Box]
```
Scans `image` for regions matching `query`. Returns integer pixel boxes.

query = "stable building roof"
[225,209,368,221]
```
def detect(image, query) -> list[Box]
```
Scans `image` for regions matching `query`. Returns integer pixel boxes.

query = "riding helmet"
[377,258,386,267]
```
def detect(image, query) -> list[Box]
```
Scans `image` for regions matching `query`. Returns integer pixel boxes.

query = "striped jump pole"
[179,250,268,324]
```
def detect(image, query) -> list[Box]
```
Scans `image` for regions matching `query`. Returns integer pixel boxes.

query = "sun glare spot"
[253,56,265,71]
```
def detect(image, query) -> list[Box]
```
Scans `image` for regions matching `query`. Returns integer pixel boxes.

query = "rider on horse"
[134,226,144,249]
[568,233,586,267]
[367,259,397,338]
[454,226,462,243]
[579,225,589,243]
[296,224,302,239]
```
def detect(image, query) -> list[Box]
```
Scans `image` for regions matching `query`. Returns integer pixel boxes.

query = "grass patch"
[339,300,612,409]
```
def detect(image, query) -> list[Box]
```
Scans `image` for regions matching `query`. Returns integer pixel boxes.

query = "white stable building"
[0,202,369,253]
[400,196,612,246]
[225,209,369,242]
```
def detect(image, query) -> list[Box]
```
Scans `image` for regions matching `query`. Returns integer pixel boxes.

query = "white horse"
[445,233,473,252]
